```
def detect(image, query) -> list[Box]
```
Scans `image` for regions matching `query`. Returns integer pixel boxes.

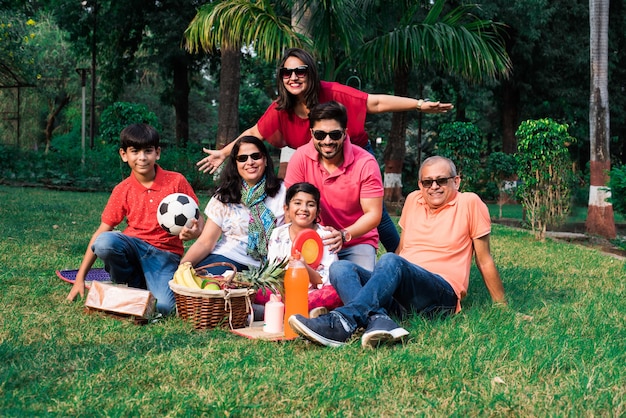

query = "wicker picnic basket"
[168,262,255,330]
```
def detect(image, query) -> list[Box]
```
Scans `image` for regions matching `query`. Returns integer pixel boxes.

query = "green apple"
[201,279,221,290]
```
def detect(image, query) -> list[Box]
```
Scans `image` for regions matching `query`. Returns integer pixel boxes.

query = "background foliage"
[0,1,625,207]
[515,118,576,238]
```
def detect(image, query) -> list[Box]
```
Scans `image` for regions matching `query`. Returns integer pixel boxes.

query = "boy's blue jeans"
[92,231,179,315]
[329,253,458,330]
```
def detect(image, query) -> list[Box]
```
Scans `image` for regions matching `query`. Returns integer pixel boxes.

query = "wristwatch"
[341,229,352,243]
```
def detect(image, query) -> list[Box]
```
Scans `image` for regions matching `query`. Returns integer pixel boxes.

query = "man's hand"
[322,226,343,253]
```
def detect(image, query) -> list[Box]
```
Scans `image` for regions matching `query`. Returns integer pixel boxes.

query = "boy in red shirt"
[66,124,204,314]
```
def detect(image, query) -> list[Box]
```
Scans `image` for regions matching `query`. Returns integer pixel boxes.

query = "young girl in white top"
[264,182,342,314]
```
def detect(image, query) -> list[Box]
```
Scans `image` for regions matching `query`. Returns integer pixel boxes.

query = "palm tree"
[586,0,616,238]
[184,0,511,198]
[184,0,307,148]
[353,0,511,202]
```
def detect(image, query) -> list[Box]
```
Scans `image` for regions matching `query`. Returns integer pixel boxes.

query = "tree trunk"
[501,79,519,154]
[173,55,190,147]
[216,47,241,149]
[44,94,71,154]
[586,0,616,238]
[383,65,410,203]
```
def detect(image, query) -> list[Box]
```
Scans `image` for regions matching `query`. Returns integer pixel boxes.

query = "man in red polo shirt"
[284,101,383,271]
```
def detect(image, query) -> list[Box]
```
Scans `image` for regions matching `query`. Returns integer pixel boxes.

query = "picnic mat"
[56,268,112,288]
[231,321,287,341]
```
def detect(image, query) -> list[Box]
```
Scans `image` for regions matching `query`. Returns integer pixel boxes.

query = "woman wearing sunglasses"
[198,48,452,254]
[181,136,285,276]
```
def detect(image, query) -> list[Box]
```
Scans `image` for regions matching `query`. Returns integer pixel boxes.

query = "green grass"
[1,185,625,416]
[487,202,626,224]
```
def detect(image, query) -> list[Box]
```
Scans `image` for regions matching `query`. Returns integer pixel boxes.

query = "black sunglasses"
[279,65,309,79]
[235,152,263,163]
[420,176,455,188]
[312,130,344,141]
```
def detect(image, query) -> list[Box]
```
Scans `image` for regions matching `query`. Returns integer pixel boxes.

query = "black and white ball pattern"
[157,193,200,235]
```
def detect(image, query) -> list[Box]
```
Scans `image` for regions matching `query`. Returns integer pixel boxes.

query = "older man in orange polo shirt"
[289,155,507,348]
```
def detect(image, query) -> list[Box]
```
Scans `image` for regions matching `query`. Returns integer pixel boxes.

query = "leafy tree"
[49,0,210,145]
[30,13,78,152]
[0,10,78,151]
[515,118,575,240]
[184,0,306,149]
[435,121,484,193]
[609,165,626,216]
[99,102,161,144]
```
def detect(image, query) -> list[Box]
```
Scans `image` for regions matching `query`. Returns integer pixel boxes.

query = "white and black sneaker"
[361,314,409,348]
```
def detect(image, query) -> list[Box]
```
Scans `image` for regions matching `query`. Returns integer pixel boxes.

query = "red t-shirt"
[257,81,370,149]
[284,138,383,249]
[101,165,199,256]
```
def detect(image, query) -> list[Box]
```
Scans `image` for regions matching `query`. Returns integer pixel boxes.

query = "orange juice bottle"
[283,258,309,339]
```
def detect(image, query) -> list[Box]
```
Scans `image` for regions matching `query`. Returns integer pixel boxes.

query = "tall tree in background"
[586,0,616,238]
[355,0,511,202]
[185,0,306,149]
[52,0,208,144]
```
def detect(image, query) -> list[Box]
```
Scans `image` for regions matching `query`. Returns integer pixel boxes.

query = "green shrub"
[515,118,575,239]
[609,164,626,216]
[99,102,162,144]
[435,121,484,192]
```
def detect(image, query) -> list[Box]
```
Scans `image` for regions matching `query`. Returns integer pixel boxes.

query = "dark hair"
[285,182,321,224]
[214,136,282,203]
[308,101,348,129]
[119,124,160,150]
[286,182,320,206]
[275,48,321,112]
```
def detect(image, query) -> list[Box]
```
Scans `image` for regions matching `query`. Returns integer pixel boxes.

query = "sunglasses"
[420,176,455,188]
[235,152,263,163]
[312,130,344,141]
[279,65,309,79]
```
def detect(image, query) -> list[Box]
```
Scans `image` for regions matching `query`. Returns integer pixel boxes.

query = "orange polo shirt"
[398,190,491,312]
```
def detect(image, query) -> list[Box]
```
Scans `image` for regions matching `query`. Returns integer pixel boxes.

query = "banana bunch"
[173,262,222,290]
[172,262,202,289]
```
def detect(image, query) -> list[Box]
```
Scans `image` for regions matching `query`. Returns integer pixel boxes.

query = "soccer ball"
[157,193,200,235]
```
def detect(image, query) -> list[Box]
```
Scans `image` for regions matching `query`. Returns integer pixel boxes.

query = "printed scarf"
[242,176,275,260]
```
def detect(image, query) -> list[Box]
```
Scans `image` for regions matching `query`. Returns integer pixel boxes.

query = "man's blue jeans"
[92,232,180,315]
[337,243,377,271]
[330,253,458,329]
[364,141,400,253]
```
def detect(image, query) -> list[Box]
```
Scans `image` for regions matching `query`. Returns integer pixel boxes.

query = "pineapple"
[238,256,289,296]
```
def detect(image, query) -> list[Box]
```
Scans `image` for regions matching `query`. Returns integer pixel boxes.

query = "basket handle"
[194,262,252,289]
[195,262,238,277]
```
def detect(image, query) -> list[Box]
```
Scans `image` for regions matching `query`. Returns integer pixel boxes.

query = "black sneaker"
[361,314,409,348]
[288,312,354,347]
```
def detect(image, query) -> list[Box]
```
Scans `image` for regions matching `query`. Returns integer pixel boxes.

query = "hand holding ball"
[157,193,200,235]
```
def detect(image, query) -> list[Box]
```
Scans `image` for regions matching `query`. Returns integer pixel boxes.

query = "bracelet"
[416,99,424,111]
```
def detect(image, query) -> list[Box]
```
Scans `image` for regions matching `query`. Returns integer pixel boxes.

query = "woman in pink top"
[197,48,452,253]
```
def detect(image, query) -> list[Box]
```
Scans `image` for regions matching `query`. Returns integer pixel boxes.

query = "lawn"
[1,185,624,416]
